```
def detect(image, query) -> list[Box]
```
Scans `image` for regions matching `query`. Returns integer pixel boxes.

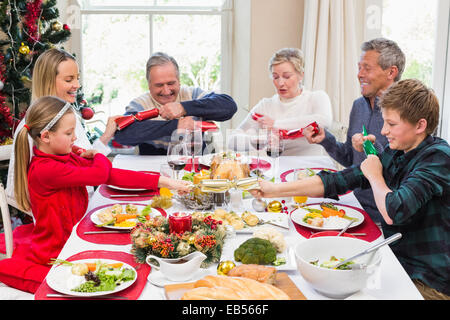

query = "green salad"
[310,256,355,270]
[72,261,135,293]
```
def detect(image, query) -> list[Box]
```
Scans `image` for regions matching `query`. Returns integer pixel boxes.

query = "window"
[379,0,450,139]
[79,0,232,123]
[381,0,438,87]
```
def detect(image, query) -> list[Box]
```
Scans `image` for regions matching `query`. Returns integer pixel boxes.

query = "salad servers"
[334,233,402,270]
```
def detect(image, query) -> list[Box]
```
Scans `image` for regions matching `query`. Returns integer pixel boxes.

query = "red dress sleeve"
[106,168,160,191]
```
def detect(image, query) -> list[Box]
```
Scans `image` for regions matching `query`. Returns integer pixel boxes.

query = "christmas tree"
[0,0,81,144]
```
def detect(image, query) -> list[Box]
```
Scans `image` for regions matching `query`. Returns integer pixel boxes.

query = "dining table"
[34,154,424,300]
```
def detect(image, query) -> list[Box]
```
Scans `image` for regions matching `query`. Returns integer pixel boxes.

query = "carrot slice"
[85,262,97,272]
[321,206,345,218]
[115,213,138,223]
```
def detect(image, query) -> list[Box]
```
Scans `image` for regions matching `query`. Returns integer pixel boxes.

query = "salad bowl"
[294,236,382,299]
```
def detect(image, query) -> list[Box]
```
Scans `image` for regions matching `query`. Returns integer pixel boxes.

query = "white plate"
[281,168,336,182]
[147,268,214,287]
[90,203,161,230]
[221,236,297,271]
[106,185,147,192]
[290,204,364,231]
[46,259,137,297]
[236,212,289,233]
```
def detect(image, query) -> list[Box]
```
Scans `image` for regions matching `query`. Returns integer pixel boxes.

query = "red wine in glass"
[168,160,187,171]
[266,147,283,158]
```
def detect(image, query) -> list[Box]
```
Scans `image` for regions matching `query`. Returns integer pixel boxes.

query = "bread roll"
[227,264,277,284]
[181,275,290,300]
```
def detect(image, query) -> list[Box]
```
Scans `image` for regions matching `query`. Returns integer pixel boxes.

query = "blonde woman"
[6,48,119,209]
[0,96,190,293]
[233,48,333,156]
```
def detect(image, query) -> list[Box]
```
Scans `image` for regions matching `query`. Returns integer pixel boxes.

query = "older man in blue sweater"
[114,52,237,155]
[304,38,406,223]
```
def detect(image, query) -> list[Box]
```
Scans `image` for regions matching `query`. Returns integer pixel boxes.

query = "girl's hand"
[159,177,192,195]
[360,155,383,180]
[79,149,99,159]
[100,115,121,145]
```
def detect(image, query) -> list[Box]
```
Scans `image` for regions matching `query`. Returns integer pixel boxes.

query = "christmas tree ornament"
[51,21,62,31]
[81,107,94,120]
[19,43,30,55]
[217,260,236,276]
[63,24,70,31]
[267,200,282,213]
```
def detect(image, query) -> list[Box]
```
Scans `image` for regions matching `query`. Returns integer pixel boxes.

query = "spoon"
[334,233,402,270]
[336,219,355,236]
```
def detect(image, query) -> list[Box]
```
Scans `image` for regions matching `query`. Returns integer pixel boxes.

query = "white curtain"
[301,0,365,125]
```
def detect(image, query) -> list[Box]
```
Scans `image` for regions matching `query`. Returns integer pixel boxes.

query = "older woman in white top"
[233,48,332,156]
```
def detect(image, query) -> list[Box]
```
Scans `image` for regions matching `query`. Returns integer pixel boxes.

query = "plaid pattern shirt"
[318,135,450,295]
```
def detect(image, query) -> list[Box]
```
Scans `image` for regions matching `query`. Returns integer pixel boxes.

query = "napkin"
[34,250,151,300]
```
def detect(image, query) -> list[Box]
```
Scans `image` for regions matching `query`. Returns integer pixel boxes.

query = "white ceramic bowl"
[294,236,382,299]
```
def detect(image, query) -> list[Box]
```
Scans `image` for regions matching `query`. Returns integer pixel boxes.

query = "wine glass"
[250,128,268,173]
[293,168,308,206]
[167,141,188,179]
[266,128,285,182]
[187,120,203,172]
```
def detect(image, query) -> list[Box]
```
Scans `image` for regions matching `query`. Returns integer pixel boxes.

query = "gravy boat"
[145,251,207,282]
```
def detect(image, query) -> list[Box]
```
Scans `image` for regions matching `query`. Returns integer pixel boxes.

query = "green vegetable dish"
[51,259,136,293]
[73,263,136,293]
[310,256,355,270]
[234,238,277,265]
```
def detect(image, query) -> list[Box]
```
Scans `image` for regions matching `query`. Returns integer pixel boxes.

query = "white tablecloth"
[44,154,423,300]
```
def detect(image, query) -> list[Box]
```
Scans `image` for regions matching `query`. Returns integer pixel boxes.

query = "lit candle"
[169,212,192,234]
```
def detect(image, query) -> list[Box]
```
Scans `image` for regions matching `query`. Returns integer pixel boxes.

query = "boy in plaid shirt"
[252,79,449,299]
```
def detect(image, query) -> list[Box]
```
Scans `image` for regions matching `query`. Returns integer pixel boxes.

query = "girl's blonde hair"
[269,48,305,75]
[31,48,76,102]
[14,96,73,211]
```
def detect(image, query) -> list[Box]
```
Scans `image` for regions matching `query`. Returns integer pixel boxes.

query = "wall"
[230,0,305,127]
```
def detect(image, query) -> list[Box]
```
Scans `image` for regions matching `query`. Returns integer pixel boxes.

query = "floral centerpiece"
[131,213,226,268]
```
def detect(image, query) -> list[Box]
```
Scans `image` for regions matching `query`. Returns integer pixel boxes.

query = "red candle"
[169,212,192,234]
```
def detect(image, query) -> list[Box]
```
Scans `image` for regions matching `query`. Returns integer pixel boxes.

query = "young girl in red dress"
[0,96,191,293]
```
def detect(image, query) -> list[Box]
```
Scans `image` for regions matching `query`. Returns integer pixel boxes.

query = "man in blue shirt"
[114,52,237,155]
[304,38,405,222]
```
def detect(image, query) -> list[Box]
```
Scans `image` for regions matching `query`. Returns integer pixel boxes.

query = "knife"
[46,293,128,299]
[109,194,154,198]
[84,230,130,234]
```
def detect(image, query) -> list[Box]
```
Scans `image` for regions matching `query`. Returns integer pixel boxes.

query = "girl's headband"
[39,103,72,135]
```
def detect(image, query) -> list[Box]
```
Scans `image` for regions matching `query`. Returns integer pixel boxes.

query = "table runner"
[290,203,382,242]
[35,250,151,300]
[76,203,166,245]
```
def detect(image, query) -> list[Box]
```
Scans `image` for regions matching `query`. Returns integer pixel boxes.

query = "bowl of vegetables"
[294,236,381,299]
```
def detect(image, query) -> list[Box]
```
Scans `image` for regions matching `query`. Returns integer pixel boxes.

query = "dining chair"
[0,183,13,258]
